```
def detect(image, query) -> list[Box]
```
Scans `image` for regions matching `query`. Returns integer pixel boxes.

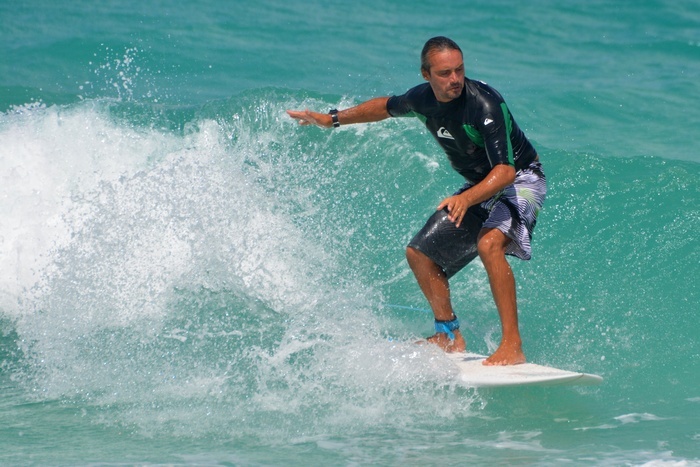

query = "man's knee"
[407,246,440,272]
[406,246,423,268]
[477,229,509,260]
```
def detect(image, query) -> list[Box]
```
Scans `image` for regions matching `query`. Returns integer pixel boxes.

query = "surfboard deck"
[448,352,603,388]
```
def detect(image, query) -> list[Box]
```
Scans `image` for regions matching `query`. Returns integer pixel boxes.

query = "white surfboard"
[448,352,603,388]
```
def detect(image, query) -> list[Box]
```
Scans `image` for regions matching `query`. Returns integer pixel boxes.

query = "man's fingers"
[455,210,465,228]
[437,195,469,227]
[436,198,449,211]
[286,109,314,125]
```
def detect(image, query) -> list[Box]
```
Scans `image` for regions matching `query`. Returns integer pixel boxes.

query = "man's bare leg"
[406,247,466,353]
[477,228,526,365]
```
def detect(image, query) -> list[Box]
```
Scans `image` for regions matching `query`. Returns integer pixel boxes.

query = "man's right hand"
[286,109,332,128]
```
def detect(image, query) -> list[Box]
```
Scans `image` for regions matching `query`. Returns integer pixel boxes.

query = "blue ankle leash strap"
[434,316,460,340]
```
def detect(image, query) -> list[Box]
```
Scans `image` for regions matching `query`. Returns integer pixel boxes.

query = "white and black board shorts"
[408,161,547,278]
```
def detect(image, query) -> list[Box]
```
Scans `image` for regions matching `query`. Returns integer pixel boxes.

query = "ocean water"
[1,0,699,465]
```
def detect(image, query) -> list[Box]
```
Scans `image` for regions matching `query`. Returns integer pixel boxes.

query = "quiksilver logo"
[437,127,454,140]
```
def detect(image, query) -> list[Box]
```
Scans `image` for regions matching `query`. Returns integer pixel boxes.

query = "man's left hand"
[437,192,471,228]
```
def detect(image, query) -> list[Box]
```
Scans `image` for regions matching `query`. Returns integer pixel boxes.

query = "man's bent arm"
[461,164,516,206]
[438,163,516,227]
[287,97,391,128]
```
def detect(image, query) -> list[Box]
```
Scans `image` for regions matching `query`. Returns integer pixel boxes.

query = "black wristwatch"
[329,109,340,128]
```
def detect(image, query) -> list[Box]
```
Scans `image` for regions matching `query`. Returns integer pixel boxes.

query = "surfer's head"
[420,36,462,75]
[421,36,465,103]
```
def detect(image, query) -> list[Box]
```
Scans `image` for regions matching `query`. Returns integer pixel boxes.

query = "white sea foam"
[1,99,481,440]
[0,102,166,314]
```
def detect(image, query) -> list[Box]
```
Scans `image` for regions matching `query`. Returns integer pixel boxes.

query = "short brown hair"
[421,36,463,74]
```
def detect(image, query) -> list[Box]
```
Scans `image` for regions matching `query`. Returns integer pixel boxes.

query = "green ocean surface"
[1,1,699,465]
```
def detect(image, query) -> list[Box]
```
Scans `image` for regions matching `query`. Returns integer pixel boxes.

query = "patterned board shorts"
[408,161,547,278]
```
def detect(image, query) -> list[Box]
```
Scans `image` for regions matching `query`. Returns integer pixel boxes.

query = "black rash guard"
[386,78,538,184]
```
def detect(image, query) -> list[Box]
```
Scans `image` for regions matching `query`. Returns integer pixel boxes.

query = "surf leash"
[434,316,460,340]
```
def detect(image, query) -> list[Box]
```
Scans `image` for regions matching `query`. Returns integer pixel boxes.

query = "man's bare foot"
[425,330,466,353]
[483,341,526,366]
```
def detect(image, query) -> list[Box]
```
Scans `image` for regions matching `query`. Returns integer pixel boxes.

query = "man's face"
[421,48,465,103]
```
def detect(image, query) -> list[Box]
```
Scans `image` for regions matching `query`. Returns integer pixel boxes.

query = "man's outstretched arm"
[287,97,391,128]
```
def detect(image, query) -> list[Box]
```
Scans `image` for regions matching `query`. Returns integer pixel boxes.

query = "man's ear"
[421,68,430,81]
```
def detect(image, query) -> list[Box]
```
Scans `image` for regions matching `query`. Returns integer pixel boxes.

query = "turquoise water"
[1,1,699,465]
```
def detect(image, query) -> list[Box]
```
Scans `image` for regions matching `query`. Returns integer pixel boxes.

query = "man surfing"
[287,36,546,366]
